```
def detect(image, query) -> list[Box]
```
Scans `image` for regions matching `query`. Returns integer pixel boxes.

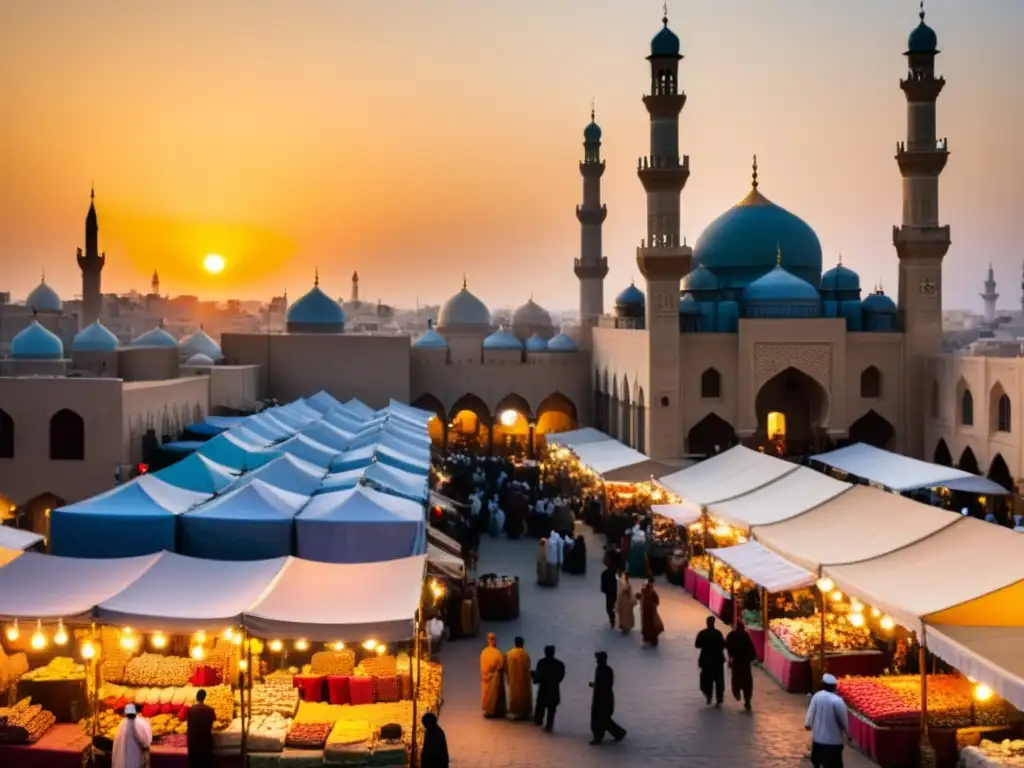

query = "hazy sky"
[2,1,1022,312]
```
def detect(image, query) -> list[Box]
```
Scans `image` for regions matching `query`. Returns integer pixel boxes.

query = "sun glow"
[203,253,226,274]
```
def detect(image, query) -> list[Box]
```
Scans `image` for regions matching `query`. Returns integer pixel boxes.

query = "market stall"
[195,431,282,472]
[221,454,326,497]
[150,452,238,495]
[275,434,341,470]
[0,525,45,551]
[657,445,797,507]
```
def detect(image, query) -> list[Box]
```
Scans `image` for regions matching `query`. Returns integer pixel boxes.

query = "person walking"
[186,689,216,768]
[506,637,533,720]
[532,645,565,733]
[805,674,850,768]
[419,712,449,768]
[112,704,152,768]
[725,620,758,710]
[615,571,635,633]
[695,616,726,706]
[589,652,627,745]
[479,633,507,718]
[600,561,618,629]
[536,539,550,586]
[638,577,664,647]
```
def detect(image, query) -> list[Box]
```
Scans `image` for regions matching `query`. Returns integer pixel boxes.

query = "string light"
[54,620,68,646]
[151,633,168,650]
[238,659,248,672]
[269,640,283,653]
[375,644,388,656]
[194,630,207,644]
[6,619,20,642]
[331,642,345,651]
[880,616,895,631]
[232,633,243,647]
[830,590,844,602]
[190,645,205,661]
[31,620,47,650]
[816,577,834,593]
[295,639,309,652]
[973,683,993,702]
[222,628,235,642]
[871,608,882,618]
[80,641,97,660]
[362,640,378,651]
[850,601,864,613]
[848,613,865,628]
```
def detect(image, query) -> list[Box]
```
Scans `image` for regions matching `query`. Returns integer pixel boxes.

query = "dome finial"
[90,183,95,201]
[751,155,759,189]
[662,0,668,25]
[919,0,925,22]
[838,251,843,266]
[776,242,782,267]
[590,97,595,123]
[314,267,319,287]
[462,273,467,290]
[40,269,46,284]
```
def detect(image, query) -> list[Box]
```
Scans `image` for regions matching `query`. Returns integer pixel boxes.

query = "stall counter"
[0,724,89,768]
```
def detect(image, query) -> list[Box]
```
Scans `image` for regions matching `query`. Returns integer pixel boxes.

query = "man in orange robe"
[505,636,533,720]
[479,632,507,717]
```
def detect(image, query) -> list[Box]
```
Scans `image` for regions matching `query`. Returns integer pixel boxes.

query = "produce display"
[286,721,332,749]
[837,675,1017,728]
[741,609,763,631]
[711,564,736,591]
[123,654,195,687]
[203,684,234,725]
[0,698,56,744]
[962,740,1024,768]
[310,650,356,677]
[21,656,86,681]
[359,655,398,677]
[328,719,372,746]
[652,515,681,544]
[249,679,299,716]
[247,713,292,752]
[689,554,711,577]
[150,712,188,738]
[769,616,875,658]
[212,718,243,752]
[85,710,124,741]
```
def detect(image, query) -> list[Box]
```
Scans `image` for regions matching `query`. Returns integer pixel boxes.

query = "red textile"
[160,703,174,715]
[708,585,732,623]
[326,676,351,706]
[189,666,222,686]
[142,704,161,718]
[747,628,766,662]
[0,724,89,768]
[372,675,400,703]
[348,676,373,706]
[762,637,812,694]
[114,697,129,712]
[177,705,190,721]
[294,675,326,702]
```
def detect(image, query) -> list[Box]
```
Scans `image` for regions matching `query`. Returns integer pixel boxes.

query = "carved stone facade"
[753,343,832,392]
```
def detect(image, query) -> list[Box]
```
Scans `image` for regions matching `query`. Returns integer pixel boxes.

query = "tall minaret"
[573,102,608,348]
[635,8,691,459]
[351,271,359,304]
[1019,262,1023,317]
[77,186,105,327]
[894,2,949,458]
[980,264,998,324]
[151,269,160,296]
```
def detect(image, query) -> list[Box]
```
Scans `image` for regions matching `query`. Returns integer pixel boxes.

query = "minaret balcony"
[637,155,690,191]
[895,141,949,176]
[900,74,945,102]
[574,257,609,280]
[579,159,606,177]
[576,204,608,226]
[642,92,687,117]
[892,224,951,261]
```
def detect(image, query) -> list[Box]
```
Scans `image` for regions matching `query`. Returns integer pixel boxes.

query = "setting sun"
[203,253,225,274]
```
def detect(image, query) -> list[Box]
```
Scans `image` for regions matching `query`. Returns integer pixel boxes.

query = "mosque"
[7,7,1024,513]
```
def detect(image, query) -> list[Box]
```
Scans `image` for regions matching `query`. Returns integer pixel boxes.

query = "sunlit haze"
[2,0,1021,311]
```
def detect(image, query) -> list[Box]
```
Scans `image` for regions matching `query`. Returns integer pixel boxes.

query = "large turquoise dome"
[683,265,720,293]
[287,278,345,333]
[72,320,119,352]
[483,328,522,351]
[821,261,860,293]
[131,326,178,348]
[11,321,64,359]
[615,283,645,308]
[26,279,62,312]
[693,183,823,290]
[743,264,821,319]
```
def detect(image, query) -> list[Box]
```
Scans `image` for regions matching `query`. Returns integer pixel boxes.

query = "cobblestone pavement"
[435,527,877,767]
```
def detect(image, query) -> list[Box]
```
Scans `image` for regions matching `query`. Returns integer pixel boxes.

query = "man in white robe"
[545,532,562,586]
[112,703,152,768]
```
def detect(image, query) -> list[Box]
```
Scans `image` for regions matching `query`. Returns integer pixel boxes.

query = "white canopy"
[754,485,962,574]
[707,468,851,529]
[324,409,368,433]
[304,391,345,415]
[0,526,44,551]
[708,541,815,593]
[544,427,611,448]
[296,420,354,451]
[275,434,339,469]
[387,399,435,425]
[375,443,431,472]
[243,554,426,641]
[651,504,701,527]
[823,516,1024,633]
[427,543,465,580]
[0,551,160,620]
[572,440,650,474]
[658,446,796,507]
[924,625,1024,713]
[362,462,429,502]
[226,454,326,496]
[344,398,377,420]
[427,526,463,557]
[812,443,1010,495]
[95,552,288,632]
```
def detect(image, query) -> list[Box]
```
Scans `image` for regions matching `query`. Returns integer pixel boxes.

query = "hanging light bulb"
[294,638,309,652]
[150,632,167,650]
[880,616,895,631]
[232,633,243,647]
[871,607,882,618]
[120,633,138,652]
[31,620,47,650]
[973,683,993,702]
[190,645,205,661]
[80,641,97,660]
[362,639,378,651]
[6,619,20,642]
[238,659,248,672]
[830,590,844,603]
[222,628,234,642]
[194,630,207,644]
[54,620,68,646]
[331,642,345,652]
[269,639,283,653]
[850,600,864,614]
[815,577,834,593]
[848,613,866,628]
[375,644,388,656]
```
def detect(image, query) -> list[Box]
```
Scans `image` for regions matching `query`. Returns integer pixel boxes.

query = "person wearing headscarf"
[615,571,635,633]
[627,526,649,578]
[112,703,152,768]
[589,652,627,745]
[726,620,758,710]
[536,539,550,586]
[506,636,533,720]
[419,712,449,768]
[545,533,562,587]
[638,577,664,647]
[479,633,507,717]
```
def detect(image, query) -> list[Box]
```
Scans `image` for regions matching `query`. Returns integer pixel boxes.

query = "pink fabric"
[683,567,697,595]
[762,636,812,694]
[708,585,732,622]
[693,572,711,607]
[293,675,326,702]
[747,627,766,662]
[326,676,351,706]
[348,676,373,706]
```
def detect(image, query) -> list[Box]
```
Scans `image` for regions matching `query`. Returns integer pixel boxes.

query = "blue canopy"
[362,462,429,503]
[304,391,345,414]
[324,408,368,433]
[182,421,228,439]
[180,480,310,560]
[330,445,377,473]
[296,485,425,563]
[297,420,353,451]
[237,414,293,442]
[344,398,377,420]
[196,431,281,471]
[227,454,326,496]
[317,467,366,494]
[51,476,210,558]
[376,443,431,474]
[264,406,315,430]
[205,416,248,428]
[151,452,238,494]
[161,440,205,455]
[276,434,339,468]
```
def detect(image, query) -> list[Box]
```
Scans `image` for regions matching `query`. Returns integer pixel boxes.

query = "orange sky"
[1,1,1022,312]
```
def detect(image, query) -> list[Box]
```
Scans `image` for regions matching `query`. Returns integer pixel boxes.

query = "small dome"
[678,294,702,316]
[546,333,578,352]
[744,265,821,303]
[821,261,860,292]
[512,298,552,329]
[287,284,345,328]
[131,326,178,348]
[615,283,646,308]
[72,320,119,352]
[26,279,62,312]
[482,328,522,351]
[525,333,549,352]
[413,327,448,349]
[907,15,938,54]
[584,120,602,142]
[185,353,215,366]
[11,321,64,360]
[438,283,491,328]
[180,328,223,362]
[683,266,720,293]
[863,290,897,314]
[651,19,680,57]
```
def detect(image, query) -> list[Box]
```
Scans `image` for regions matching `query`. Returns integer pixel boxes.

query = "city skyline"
[1,0,1022,311]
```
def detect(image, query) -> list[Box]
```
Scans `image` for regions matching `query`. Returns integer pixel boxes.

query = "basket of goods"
[124,654,196,687]
[311,650,356,677]
[769,617,875,659]
[962,739,1024,767]
[247,713,292,752]
[0,700,52,745]
[688,554,711,578]
[251,680,300,716]
[21,656,86,681]
[286,721,332,749]
[360,654,398,678]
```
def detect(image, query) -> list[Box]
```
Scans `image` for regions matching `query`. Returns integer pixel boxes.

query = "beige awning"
[427,526,462,557]
[427,543,465,580]
[707,467,851,529]
[924,625,1024,712]
[657,446,797,507]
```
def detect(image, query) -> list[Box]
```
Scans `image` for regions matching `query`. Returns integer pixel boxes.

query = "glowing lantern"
[81,641,96,660]
[269,640,283,653]
[850,601,864,613]
[362,640,378,651]
[376,644,388,656]
[54,621,68,646]
[232,633,243,647]
[120,632,138,652]
[331,642,345,651]
[239,659,248,672]
[871,608,882,618]
[815,578,834,594]
[880,616,895,631]
[830,590,844,603]
[499,410,519,427]
[295,639,309,652]
[848,613,865,628]
[222,628,234,642]
[974,684,993,702]
[31,621,47,650]
[767,411,786,440]
[194,630,207,644]
[6,619,20,643]
[190,645,205,661]
[151,633,168,650]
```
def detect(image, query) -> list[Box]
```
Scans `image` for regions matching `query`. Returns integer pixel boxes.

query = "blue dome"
[821,262,860,292]
[678,294,702,315]
[584,120,602,142]
[287,285,345,327]
[413,328,448,349]
[683,265,720,293]
[11,321,64,360]
[693,185,823,289]
[131,326,178,348]
[908,19,938,53]
[651,20,680,57]
[744,265,820,303]
[524,333,549,352]
[615,283,645,307]
[438,284,491,328]
[179,329,223,362]
[863,290,897,314]
[72,320,119,352]
[546,333,578,352]
[26,280,62,312]
[483,328,522,351]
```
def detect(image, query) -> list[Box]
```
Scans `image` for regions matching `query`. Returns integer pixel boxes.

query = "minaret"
[894,2,949,458]
[351,271,359,304]
[980,264,998,324]
[151,269,160,296]
[573,101,609,348]
[76,186,105,327]
[635,8,691,459]
[1019,262,1023,317]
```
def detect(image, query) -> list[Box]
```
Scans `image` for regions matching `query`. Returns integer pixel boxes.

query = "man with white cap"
[804,673,849,768]
[112,703,153,768]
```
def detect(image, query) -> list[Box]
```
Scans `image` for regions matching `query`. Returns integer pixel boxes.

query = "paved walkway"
[436,527,876,767]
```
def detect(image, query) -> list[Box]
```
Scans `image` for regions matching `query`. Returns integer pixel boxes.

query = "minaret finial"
[462,273,467,290]
[919,0,925,22]
[90,183,94,201]
[838,251,843,266]
[662,1,668,25]
[590,97,595,122]
[776,242,782,267]
[41,269,46,284]
[751,155,759,189]
[314,266,319,287]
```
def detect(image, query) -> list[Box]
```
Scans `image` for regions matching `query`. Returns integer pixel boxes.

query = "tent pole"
[818,590,826,685]
[241,629,250,761]
[411,608,421,768]
[918,627,937,767]
[91,622,99,749]
[760,588,768,634]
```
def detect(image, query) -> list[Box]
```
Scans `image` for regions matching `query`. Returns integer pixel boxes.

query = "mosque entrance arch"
[753,366,829,456]
[18,492,66,543]
[535,393,578,451]
[988,453,1014,492]
[447,393,492,454]
[411,394,446,445]
[932,438,953,467]
[687,413,737,457]
[847,410,896,450]
[492,393,533,457]
[957,446,980,475]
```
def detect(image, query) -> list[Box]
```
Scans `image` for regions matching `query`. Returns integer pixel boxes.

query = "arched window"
[961,390,974,427]
[0,409,13,458]
[998,394,1012,433]
[700,368,722,399]
[860,366,882,399]
[50,409,84,461]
